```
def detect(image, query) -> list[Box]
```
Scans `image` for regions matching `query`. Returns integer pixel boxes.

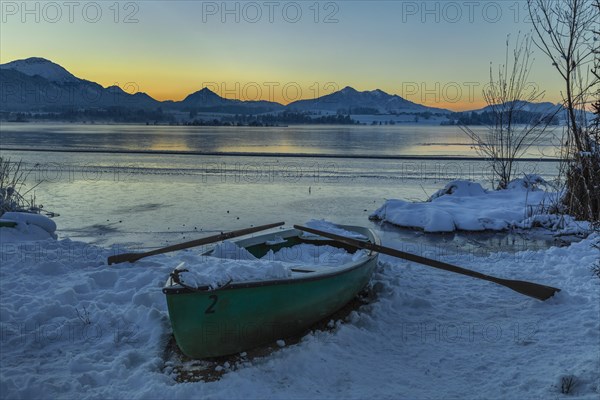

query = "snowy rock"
[506,174,549,191]
[0,212,57,241]
[371,179,563,233]
[370,200,457,232]
[428,180,487,200]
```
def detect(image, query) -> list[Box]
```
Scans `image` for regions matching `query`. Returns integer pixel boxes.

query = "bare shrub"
[0,157,41,215]
[528,0,600,222]
[461,34,554,190]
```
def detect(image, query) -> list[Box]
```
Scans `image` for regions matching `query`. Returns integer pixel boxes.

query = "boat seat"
[290,268,316,273]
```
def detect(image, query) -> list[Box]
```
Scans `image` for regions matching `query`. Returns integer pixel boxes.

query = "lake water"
[0,123,563,158]
[0,123,564,254]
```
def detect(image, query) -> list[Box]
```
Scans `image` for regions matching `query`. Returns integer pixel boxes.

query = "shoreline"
[0,147,565,162]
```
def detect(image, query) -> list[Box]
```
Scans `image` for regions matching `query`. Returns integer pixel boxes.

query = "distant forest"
[1,107,177,124]
[0,108,358,125]
[1,107,561,126]
[442,110,560,126]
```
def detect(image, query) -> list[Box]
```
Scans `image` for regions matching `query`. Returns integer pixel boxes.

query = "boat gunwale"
[162,226,380,295]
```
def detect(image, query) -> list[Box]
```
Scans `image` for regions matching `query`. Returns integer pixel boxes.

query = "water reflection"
[148,135,192,152]
[0,123,564,158]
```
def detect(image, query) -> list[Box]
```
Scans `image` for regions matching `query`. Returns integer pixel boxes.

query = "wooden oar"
[108,222,285,265]
[294,225,561,301]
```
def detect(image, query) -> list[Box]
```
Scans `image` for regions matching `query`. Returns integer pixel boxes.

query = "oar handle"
[108,221,285,265]
[294,225,561,301]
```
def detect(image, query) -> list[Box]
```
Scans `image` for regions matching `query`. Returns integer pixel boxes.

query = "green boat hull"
[164,226,379,359]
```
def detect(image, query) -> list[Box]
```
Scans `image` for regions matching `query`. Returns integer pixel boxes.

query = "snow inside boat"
[163,225,380,359]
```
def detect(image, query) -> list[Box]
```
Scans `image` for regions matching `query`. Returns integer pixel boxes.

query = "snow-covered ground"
[1,210,598,399]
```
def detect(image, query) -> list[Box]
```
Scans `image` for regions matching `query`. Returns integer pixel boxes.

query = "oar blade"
[502,279,561,301]
[107,253,143,265]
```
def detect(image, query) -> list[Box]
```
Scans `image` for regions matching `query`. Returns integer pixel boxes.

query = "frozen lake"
[5,123,595,400]
[0,123,563,250]
[0,122,563,157]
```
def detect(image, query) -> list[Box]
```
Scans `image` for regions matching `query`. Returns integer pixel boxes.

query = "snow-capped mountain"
[0,57,283,113]
[0,57,81,83]
[1,57,575,119]
[0,67,161,111]
[286,86,451,114]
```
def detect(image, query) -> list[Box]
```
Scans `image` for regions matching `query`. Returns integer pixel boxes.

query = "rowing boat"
[163,225,379,359]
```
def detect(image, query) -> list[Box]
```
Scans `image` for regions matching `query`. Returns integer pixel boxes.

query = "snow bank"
[370,179,567,233]
[1,230,598,399]
[0,212,57,241]
[0,238,172,399]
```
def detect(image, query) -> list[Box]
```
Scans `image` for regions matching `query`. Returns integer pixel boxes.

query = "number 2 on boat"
[205,295,218,314]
